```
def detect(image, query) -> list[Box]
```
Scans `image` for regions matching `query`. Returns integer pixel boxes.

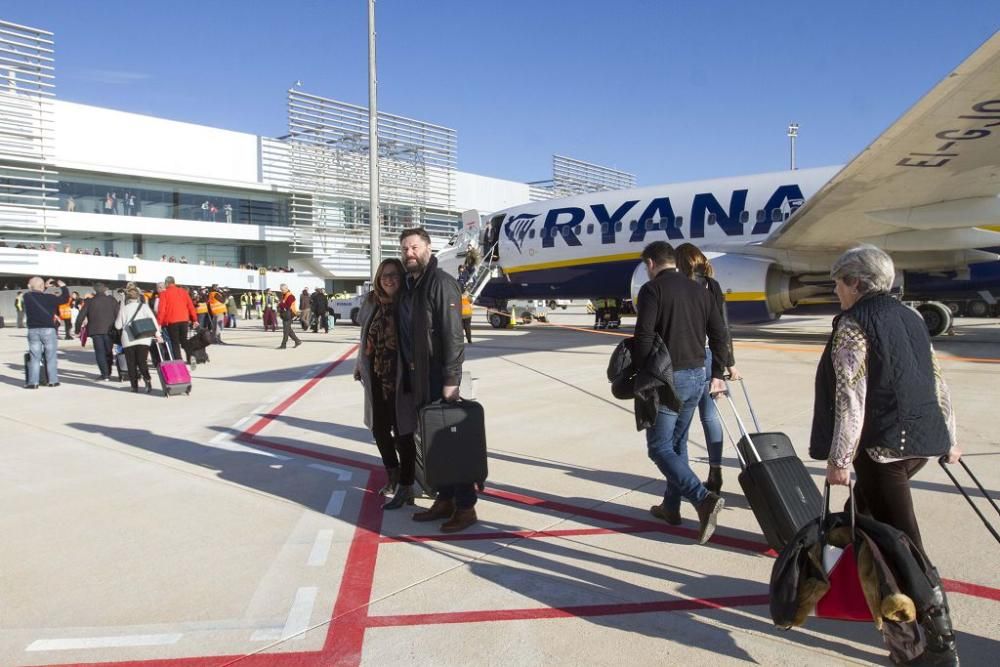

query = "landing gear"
[916,301,953,337]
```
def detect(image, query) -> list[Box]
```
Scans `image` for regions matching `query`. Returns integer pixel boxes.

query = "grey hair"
[831,245,895,294]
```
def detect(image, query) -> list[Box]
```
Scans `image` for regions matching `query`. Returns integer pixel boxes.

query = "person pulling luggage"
[676,244,741,494]
[353,258,415,509]
[811,245,961,666]
[396,228,475,533]
[634,241,729,544]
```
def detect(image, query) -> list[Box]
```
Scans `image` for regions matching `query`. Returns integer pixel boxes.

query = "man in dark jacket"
[396,228,472,532]
[75,283,120,381]
[310,287,329,333]
[23,277,69,388]
[633,241,729,544]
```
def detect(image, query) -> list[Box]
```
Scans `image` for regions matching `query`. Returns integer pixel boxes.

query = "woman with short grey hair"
[810,244,961,665]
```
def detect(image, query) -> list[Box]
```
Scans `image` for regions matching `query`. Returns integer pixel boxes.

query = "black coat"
[395,255,465,435]
[630,335,681,430]
[75,294,120,335]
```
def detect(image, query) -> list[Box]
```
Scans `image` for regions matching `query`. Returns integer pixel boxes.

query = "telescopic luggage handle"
[717,378,765,468]
[938,457,1000,545]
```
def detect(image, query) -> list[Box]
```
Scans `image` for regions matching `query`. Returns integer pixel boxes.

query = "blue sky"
[4,1,998,185]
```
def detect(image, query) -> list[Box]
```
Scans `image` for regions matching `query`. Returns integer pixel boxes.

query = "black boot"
[704,466,723,494]
[382,484,415,510]
[906,586,959,666]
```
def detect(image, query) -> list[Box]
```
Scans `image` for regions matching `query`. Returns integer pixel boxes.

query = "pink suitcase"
[157,342,191,397]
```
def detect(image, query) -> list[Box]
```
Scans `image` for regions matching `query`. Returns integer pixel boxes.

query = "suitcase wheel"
[185,387,192,395]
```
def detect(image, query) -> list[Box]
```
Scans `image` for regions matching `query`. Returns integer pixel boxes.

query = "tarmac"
[1,307,997,667]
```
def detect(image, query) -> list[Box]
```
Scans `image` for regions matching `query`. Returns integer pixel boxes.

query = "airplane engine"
[629,253,821,324]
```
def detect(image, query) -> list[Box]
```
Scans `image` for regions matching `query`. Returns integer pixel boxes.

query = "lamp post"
[787,123,799,171]
[368,0,381,276]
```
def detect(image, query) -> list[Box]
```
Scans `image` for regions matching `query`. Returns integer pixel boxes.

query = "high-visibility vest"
[208,292,226,315]
[196,301,209,315]
[461,295,472,318]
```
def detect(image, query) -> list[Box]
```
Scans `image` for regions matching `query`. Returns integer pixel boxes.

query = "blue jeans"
[646,367,708,512]
[91,333,112,378]
[699,349,725,467]
[27,327,59,385]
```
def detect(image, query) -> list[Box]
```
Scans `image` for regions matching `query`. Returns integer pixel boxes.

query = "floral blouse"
[829,316,956,469]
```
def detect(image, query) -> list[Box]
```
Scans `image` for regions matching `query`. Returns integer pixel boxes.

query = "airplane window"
[615,222,622,232]
[676,216,683,228]
[575,225,582,235]
[771,208,782,222]
[629,221,637,231]
[645,219,653,230]
[756,210,766,223]
[529,229,536,239]
[784,211,790,220]
[586,224,594,234]
[519,230,527,239]
[707,213,717,225]
[601,223,608,234]
[740,210,749,224]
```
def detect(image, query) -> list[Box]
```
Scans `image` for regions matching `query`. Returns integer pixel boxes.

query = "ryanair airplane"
[443,31,1000,335]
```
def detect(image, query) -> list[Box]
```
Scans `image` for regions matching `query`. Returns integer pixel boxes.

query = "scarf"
[366,297,398,401]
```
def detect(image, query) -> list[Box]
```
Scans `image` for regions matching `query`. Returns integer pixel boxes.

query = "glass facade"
[56,172,289,226]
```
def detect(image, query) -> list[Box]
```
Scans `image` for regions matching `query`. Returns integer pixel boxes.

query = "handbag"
[813,482,873,622]
[125,303,157,340]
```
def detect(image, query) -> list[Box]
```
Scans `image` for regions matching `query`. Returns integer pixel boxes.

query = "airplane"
[439,30,1000,336]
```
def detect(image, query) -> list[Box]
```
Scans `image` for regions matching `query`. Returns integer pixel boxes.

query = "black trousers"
[853,451,929,553]
[370,384,415,485]
[63,318,73,338]
[462,317,472,343]
[280,314,301,346]
[124,344,151,385]
[165,321,190,363]
[437,484,478,509]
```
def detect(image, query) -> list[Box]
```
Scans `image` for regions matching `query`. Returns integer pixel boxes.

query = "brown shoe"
[441,508,478,533]
[650,504,682,526]
[695,492,725,545]
[412,498,455,523]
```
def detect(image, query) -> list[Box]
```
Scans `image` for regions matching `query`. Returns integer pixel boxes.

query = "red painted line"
[483,487,776,555]
[380,525,650,544]
[240,345,359,440]
[321,474,385,666]
[942,578,1000,601]
[366,593,771,628]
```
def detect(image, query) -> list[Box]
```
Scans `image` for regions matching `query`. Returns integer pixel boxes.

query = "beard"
[405,253,430,274]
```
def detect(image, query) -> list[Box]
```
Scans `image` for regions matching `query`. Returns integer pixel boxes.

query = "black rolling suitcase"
[414,399,488,493]
[720,379,823,551]
[24,351,48,386]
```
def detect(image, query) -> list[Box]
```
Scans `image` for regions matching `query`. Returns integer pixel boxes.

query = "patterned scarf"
[366,298,398,401]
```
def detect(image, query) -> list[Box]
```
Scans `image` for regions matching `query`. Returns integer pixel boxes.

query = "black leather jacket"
[398,255,465,413]
[632,334,681,431]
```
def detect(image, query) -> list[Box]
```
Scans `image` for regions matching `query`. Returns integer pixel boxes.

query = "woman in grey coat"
[353,258,415,509]
[114,285,163,393]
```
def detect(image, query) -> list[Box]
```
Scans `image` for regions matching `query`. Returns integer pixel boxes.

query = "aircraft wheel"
[917,302,952,337]
[967,299,989,318]
[943,301,962,316]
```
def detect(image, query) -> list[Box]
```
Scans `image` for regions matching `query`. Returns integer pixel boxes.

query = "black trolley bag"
[414,399,488,494]
[720,379,823,551]
[24,351,48,386]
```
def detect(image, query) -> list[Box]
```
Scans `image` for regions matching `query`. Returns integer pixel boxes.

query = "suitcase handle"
[938,457,1000,545]
[718,379,765,467]
[820,480,856,544]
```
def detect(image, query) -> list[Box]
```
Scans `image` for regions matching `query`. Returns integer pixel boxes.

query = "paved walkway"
[1,310,997,666]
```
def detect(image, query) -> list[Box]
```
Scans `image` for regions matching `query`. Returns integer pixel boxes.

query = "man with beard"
[396,228,475,532]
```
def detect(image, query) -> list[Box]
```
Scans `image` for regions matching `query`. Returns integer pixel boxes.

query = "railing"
[466,240,499,301]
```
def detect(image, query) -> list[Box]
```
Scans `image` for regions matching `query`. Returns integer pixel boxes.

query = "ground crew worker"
[461,291,473,343]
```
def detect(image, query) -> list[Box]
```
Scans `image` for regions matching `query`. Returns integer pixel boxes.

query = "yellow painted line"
[976,225,1000,233]
[724,292,766,302]
[504,252,641,274]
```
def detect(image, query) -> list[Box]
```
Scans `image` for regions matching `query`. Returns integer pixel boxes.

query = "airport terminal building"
[0,19,535,319]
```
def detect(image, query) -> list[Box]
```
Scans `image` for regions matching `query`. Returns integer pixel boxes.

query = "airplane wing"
[765,31,1000,252]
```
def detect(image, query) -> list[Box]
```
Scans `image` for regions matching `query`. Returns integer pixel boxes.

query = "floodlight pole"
[787,123,799,171]
[368,0,381,276]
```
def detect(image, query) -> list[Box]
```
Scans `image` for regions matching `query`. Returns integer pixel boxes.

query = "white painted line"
[206,438,292,461]
[324,490,346,516]
[250,628,282,642]
[27,634,183,652]
[307,529,335,567]
[280,587,318,640]
[307,463,353,481]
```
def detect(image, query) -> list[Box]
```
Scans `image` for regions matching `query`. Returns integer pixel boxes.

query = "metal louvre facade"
[529,154,634,202]
[0,20,58,245]
[282,89,458,273]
